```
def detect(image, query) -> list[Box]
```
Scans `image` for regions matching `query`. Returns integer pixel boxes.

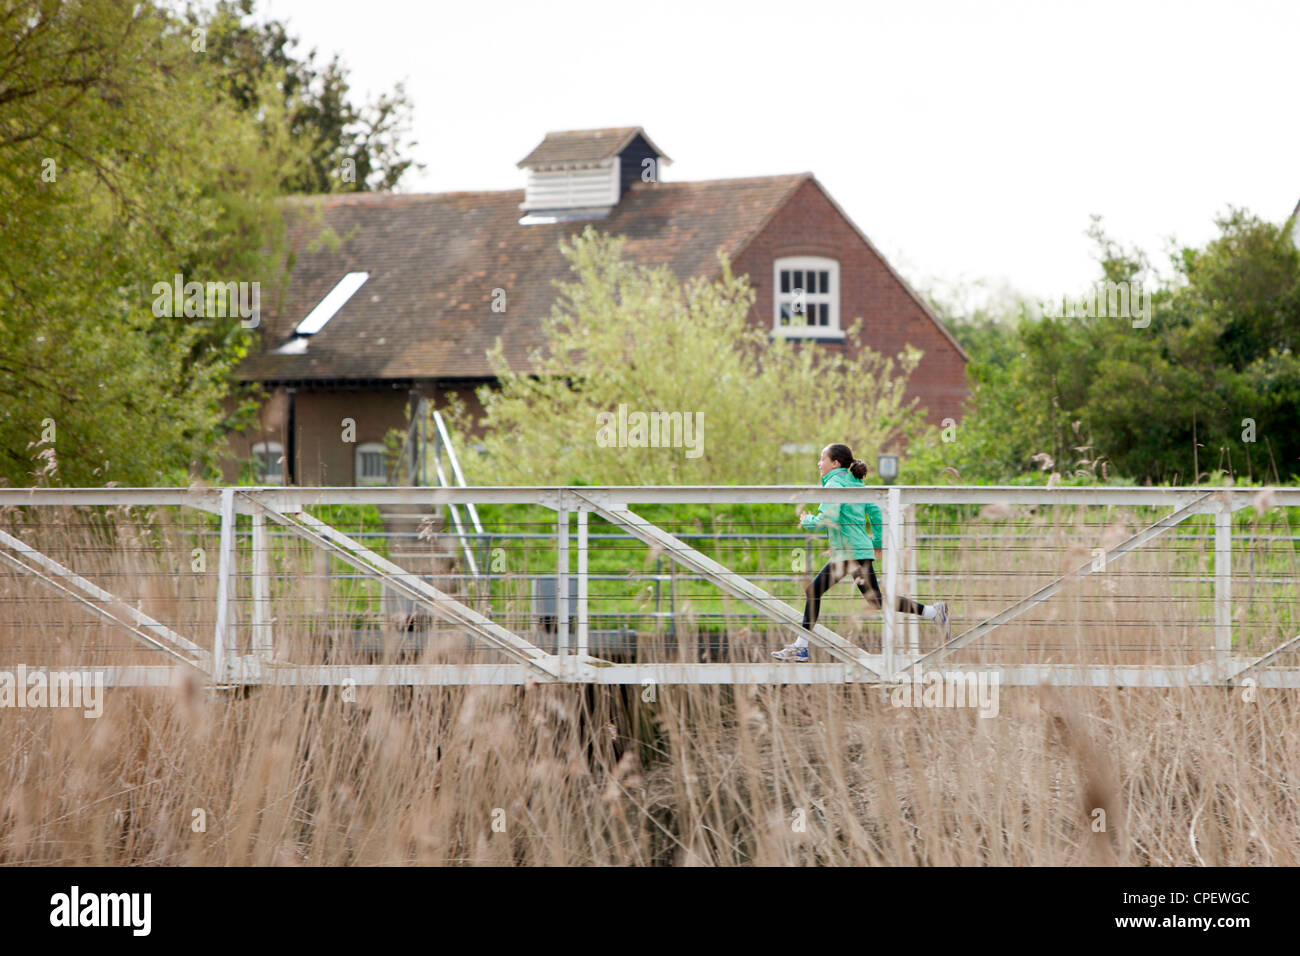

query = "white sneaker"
[771,644,809,662]
[931,601,951,640]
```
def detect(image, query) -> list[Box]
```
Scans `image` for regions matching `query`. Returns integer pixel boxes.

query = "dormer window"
[773,256,841,339]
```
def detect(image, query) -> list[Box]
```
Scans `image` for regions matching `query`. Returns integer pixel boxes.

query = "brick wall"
[732,179,968,424]
[222,384,488,485]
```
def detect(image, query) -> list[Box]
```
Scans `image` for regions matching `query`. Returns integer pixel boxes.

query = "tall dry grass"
[2,677,1298,865]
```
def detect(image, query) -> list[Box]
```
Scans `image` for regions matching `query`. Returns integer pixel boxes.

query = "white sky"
[261,0,1300,313]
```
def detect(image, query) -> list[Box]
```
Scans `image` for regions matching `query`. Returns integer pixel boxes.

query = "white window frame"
[354,442,388,487]
[250,441,284,484]
[772,256,842,339]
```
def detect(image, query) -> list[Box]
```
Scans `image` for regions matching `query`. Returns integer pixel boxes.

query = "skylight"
[271,336,308,355]
[294,271,369,336]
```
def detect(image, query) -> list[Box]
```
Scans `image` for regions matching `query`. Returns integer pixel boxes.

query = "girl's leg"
[797,559,848,646]
[854,559,928,615]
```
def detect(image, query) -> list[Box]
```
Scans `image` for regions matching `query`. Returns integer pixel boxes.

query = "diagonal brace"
[905,492,1216,673]
[1224,631,1300,684]
[573,493,882,680]
[0,528,209,669]
[243,495,562,680]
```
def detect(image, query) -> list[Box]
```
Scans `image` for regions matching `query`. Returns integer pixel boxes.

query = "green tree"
[915,211,1300,485]
[910,290,1059,483]
[0,0,293,485]
[1055,211,1299,483]
[187,0,422,193]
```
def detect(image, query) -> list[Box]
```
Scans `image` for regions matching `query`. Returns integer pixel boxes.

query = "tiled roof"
[238,174,809,383]
[516,126,671,167]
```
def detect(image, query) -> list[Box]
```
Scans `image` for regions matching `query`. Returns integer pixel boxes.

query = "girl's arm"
[864,502,883,552]
[800,501,840,532]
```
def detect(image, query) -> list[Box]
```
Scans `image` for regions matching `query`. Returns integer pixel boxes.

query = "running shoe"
[932,601,951,640]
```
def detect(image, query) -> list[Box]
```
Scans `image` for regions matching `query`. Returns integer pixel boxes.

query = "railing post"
[1215,499,1232,672]
[904,502,919,658]
[882,486,902,677]
[557,496,570,665]
[577,506,588,659]
[417,405,426,487]
[213,487,235,684]
[251,507,273,661]
[484,533,494,615]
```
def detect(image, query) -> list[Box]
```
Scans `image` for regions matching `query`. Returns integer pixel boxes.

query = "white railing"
[397,400,481,576]
[1,485,1297,689]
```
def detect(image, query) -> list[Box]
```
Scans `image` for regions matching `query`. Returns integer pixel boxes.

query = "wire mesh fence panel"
[0,504,216,671]
[1,487,1296,685]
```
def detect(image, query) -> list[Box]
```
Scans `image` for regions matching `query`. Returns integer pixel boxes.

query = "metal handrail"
[432,409,484,538]
[393,397,481,578]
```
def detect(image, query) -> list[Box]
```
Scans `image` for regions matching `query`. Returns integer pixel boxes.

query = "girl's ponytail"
[850,459,868,480]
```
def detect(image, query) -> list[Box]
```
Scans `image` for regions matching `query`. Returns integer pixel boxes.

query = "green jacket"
[799,467,882,561]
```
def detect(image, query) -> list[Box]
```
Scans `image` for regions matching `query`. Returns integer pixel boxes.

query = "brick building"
[229,127,967,485]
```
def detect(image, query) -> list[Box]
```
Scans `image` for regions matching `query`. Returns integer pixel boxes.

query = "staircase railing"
[398,397,481,579]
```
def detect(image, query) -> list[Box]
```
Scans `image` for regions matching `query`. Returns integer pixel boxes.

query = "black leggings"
[801,558,924,630]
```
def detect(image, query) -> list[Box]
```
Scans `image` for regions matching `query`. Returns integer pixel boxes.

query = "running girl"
[772,443,950,661]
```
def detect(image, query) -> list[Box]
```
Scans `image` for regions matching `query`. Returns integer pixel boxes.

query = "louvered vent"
[516,128,671,223]
[522,161,620,211]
